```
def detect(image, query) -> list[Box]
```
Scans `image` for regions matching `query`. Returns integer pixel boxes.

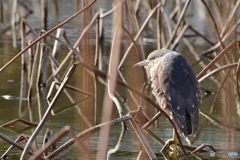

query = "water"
[0,0,240,159]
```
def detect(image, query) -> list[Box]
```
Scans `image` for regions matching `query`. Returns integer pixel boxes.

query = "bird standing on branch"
[134,48,201,148]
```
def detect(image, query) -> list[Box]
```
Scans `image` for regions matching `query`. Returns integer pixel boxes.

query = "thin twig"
[197,40,238,79]
[46,115,131,159]
[198,63,237,82]
[29,126,70,160]
[165,0,190,48]
[0,133,44,160]
[0,0,97,73]
[21,63,79,159]
[129,117,157,160]
[118,3,161,69]
[201,0,224,49]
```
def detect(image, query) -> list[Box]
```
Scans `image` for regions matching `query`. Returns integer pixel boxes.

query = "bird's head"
[133,48,170,69]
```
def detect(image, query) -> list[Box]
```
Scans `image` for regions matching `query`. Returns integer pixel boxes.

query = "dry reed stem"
[47,29,128,109]
[99,0,125,18]
[40,0,47,30]
[107,129,126,159]
[27,38,41,100]
[51,28,67,59]
[29,126,70,160]
[236,42,240,99]
[0,1,32,36]
[118,3,161,69]
[118,71,139,107]
[201,0,224,49]
[198,63,238,82]
[21,63,79,159]
[44,56,94,124]
[197,40,239,79]
[170,24,189,50]
[40,47,93,129]
[220,0,240,38]
[143,129,166,146]
[37,44,49,86]
[201,19,240,55]
[19,66,28,117]
[46,115,131,159]
[169,4,179,20]
[68,130,95,160]
[46,12,100,83]
[96,1,122,158]
[121,25,141,63]
[158,9,171,47]
[188,25,215,45]
[142,111,162,129]
[165,0,190,48]
[20,20,27,69]
[157,7,161,49]
[0,0,97,74]
[0,1,236,158]
[121,25,148,82]
[209,0,223,29]
[181,144,208,153]
[46,81,94,110]
[136,150,144,160]
[1,119,37,128]
[107,25,123,119]
[47,77,87,119]
[94,14,100,66]
[22,19,39,37]
[40,73,188,159]
[51,96,93,115]
[0,133,44,160]
[129,118,157,160]
[209,70,230,114]
[50,82,94,96]
[1,135,32,159]
[191,143,217,154]
[73,61,188,156]
[11,0,18,48]
[162,6,173,34]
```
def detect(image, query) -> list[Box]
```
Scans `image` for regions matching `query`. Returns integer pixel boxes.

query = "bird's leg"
[160,129,178,152]
[160,129,180,159]
[170,129,178,150]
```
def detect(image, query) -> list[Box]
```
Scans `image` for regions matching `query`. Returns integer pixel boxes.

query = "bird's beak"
[133,59,149,67]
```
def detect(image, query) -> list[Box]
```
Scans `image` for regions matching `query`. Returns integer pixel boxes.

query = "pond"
[0,0,240,159]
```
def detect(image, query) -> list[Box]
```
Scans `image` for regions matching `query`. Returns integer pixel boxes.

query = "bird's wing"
[151,54,200,136]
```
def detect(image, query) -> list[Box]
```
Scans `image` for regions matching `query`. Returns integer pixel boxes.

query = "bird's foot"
[161,139,178,152]
[161,139,179,159]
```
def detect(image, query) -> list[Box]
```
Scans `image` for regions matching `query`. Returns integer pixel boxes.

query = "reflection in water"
[0,0,240,159]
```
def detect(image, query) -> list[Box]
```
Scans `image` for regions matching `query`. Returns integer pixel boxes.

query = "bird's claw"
[161,139,178,152]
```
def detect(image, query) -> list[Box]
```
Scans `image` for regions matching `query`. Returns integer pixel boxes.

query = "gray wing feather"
[151,52,200,137]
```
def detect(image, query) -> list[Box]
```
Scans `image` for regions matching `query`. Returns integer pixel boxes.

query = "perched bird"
[134,48,201,144]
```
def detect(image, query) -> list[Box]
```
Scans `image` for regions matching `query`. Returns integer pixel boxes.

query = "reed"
[0,0,240,159]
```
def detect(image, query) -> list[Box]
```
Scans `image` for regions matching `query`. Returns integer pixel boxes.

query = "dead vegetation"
[0,0,240,159]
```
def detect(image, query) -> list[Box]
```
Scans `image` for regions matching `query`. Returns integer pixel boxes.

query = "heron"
[134,48,201,149]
